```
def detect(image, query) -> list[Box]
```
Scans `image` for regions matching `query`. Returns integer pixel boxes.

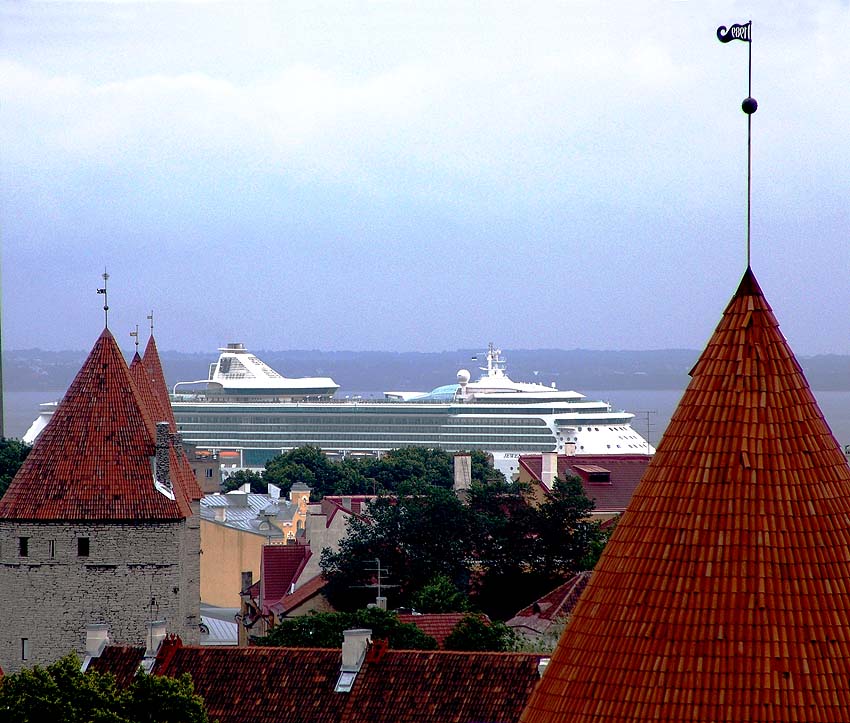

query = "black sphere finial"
[742,97,758,114]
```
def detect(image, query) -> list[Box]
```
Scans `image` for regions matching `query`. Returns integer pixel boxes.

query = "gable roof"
[260,544,311,611]
[506,572,591,637]
[0,330,188,521]
[89,641,547,723]
[519,454,651,513]
[396,613,469,648]
[269,573,327,616]
[520,268,850,723]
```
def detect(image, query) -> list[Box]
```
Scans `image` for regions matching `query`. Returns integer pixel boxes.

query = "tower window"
[77,537,90,557]
[18,537,29,557]
[48,540,56,558]
[21,638,29,661]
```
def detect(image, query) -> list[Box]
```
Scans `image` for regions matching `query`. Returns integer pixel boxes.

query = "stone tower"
[520,268,850,723]
[0,329,201,673]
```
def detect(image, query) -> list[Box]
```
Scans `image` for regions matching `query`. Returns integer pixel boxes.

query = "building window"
[18,537,29,557]
[48,540,56,558]
[77,537,90,557]
[21,638,29,661]
[205,468,214,478]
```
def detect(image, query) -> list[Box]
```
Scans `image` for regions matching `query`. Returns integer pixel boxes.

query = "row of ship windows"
[193,439,559,450]
[178,415,550,426]
[186,434,554,447]
[179,406,612,417]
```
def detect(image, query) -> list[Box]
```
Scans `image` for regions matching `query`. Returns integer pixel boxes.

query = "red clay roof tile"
[396,613,470,648]
[92,642,546,723]
[260,544,311,611]
[0,329,188,521]
[520,267,850,722]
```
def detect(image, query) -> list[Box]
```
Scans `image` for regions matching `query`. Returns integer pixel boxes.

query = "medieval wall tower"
[0,329,202,673]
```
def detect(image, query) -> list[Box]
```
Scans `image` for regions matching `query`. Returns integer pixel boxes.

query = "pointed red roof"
[522,268,850,723]
[0,330,188,520]
[141,335,203,502]
[142,335,176,427]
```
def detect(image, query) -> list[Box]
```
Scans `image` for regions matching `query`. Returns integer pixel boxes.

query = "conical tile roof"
[521,268,850,723]
[0,330,189,520]
[141,335,176,427]
[130,351,201,509]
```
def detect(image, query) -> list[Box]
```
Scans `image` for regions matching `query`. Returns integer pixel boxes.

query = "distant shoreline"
[6,347,850,393]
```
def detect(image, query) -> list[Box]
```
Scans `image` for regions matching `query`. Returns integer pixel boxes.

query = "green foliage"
[221,469,266,494]
[0,438,31,499]
[321,485,473,610]
[246,445,507,502]
[0,653,210,723]
[443,615,517,652]
[254,607,438,650]
[321,472,605,620]
[411,574,471,614]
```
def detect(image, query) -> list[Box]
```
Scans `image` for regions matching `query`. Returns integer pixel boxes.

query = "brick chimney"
[341,628,371,672]
[541,452,558,488]
[335,628,371,693]
[453,453,472,502]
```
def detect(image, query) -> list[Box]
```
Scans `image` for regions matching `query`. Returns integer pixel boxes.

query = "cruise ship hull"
[172,397,653,477]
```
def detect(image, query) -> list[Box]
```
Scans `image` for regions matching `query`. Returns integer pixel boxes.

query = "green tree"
[0,438,31,499]
[534,476,601,580]
[411,574,472,614]
[321,485,473,610]
[443,615,517,652]
[221,469,266,494]
[0,653,210,723]
[254,607,437,650]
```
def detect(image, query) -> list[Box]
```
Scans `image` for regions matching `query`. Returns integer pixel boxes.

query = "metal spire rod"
[147,310,154,336]
[130,324,139,352]
[718,20,756,267]
[96,270,110,328]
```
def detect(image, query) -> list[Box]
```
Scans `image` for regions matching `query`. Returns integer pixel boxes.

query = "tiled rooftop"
[0,330,190,521]
[395,613,478,648]
[260,544,311,611]
[521,268,850,723]
[519,454,652,513]
[89,640,547,723]
[506,572,591,637]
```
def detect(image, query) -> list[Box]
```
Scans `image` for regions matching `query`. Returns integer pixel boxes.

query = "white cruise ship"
[169,343,655,477]
[24,343,655,477]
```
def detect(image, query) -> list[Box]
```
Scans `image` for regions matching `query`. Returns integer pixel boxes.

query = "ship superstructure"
[170,343,654,477]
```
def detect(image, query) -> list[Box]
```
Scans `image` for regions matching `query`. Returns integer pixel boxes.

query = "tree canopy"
[223,445,505,499]
[0,653,210,723]
[0,438,30,500]
[254,607,438,650]
[321,476,604,620]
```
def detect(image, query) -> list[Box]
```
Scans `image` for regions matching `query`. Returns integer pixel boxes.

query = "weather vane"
[717,20,756,267]
[147,310,154,336]
[130,324,139,352]
[96,270,110,328]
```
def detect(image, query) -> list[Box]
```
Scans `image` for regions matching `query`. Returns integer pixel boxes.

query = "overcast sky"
[2,1,848,355]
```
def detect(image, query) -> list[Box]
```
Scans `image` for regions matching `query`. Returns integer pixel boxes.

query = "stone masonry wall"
[0,518,200,674]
